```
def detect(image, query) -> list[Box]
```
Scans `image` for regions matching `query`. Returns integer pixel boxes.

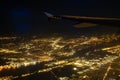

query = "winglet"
[44,12,54,17]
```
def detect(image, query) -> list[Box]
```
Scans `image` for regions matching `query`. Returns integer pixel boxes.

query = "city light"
[0,33,120,80]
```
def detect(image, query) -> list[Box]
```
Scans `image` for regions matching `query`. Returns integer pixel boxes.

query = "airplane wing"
[44,12,120,28]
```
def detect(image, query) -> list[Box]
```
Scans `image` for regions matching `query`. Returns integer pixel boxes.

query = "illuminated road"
[0,33,120,80]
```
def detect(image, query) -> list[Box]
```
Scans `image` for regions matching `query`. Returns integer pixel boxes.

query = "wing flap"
[74,22,98,28]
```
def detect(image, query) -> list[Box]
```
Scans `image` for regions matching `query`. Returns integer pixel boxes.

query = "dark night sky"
[1,0,120,35]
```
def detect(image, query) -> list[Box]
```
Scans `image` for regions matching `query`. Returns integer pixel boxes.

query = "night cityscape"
[1,0,120,80]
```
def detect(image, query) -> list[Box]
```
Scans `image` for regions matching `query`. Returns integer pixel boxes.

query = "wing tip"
[44,12,54,17]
